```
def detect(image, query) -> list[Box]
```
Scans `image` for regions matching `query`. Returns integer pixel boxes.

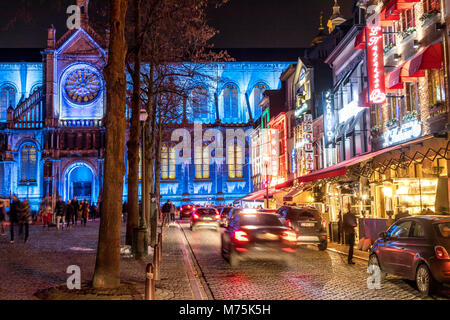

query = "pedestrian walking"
[90,203,97,221]
[72,196,79,226]
[161,200,173,225]
[18,199,32,243]
[65,200,74,230]
[337,210,343,244]
[55,197,66,231]
[0,201,6,235]
[170,203,176,224]
[81,200,89,227]
[343,203,357,265]
[8,195,20,244]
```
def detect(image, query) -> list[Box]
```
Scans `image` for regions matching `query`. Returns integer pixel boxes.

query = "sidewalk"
[326,242,370,262]
[0,220,208,300]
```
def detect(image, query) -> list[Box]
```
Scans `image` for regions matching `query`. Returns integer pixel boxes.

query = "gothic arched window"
[222,83,238,119]
[20,144,37,183]
[0,85,16,121]
[194,143,210,179]
[252,83,268,120]
[190,86,208,120]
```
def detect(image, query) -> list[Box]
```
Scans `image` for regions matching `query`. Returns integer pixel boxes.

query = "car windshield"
[196,208,217,215]
[436,222,450,238]
[239,214,284,226]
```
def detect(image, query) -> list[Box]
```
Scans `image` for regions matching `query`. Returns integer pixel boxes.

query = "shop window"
[405,82,418,113]
[0,85,16,121]
[401,9,415,31]
[20,144,37,183]
[227,142,244,179]
[194,144,209,179]
[387,96,400,120]
[161,146,176,180]
[423,0,440,13]
[428,69,446,105]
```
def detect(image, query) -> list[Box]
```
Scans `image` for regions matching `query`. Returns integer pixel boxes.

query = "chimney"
[47,25,56,49]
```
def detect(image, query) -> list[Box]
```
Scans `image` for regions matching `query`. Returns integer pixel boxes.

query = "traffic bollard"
[145,263,155,300]
[153,244,161,281]
[158,233,163,256]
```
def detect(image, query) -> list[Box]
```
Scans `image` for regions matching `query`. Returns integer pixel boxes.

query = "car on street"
[190,207,221,231]
[276,206,328,250]
[219,206,233,227]
[221,209,298,267]
[369,216,450,296]
[180,204,195,219]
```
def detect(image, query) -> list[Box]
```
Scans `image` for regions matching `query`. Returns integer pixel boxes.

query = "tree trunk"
[125,0,142,247]
[92,0,128,289]
[148,97,158,246]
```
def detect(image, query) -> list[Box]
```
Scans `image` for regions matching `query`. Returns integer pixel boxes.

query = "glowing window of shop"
[387,96,399,120]
[383,25,396,48]
[374,104,382,126]
[405,82,418,112]
[161,146,176,180]
[394,177,438,215]
[20,144,37,183]
[428,69,446,105]
[194,144,209,179]
[423,0,440,14]
[227,141,243,179]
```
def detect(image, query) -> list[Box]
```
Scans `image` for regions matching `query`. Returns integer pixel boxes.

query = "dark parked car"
[221,209,298,267]
[180,204,195,219]
[190,207,220,231]
[276,206,328,250]
[219,206,233,227]
[369,216,450,296]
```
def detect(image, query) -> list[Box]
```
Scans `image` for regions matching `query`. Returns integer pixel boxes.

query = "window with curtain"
[428,69,446,105]
[191,86,208,120]
[194,144,209,179]
[383,25,396,48]
[161,146,176,180]
[375,104,383,126]
[227,142,244,179]
[423,0,440,13]
[222,84,238,119]
[388,97,399,120]
[405,82,418,112]
[20,144,37,182]
[0,85,16,121]
[252,83,267,120]
[401,9,415,30]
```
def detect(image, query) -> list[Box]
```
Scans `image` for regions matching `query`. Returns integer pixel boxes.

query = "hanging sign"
[366,26,386,104]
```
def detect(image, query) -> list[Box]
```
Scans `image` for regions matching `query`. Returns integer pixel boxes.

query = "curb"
[175,222,214,300]
[326,247,369,262]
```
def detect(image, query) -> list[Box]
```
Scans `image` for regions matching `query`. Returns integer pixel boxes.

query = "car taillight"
[282,230,297,242]
[435,246,449,259]
[215,214,221,220]
[234,230,249,242]
[286,219,292,228]
[321,219,327,230]
[193,213,200,220]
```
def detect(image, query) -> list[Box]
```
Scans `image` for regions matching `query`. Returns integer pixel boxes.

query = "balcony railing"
[59,119,103,127]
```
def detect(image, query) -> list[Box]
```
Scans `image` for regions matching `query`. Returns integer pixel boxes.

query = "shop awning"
[382,0,420,22]
[283,183,311,202]
[407,42,443,77]
[386,63,405,90]
[296,135,433,183]
[274,179,294,189]
[241,189,275,201]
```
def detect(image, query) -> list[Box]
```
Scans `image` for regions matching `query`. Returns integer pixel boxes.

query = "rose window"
[64,69,102,105]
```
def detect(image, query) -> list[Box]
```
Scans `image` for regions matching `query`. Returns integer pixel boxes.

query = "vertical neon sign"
[366,26,386,104]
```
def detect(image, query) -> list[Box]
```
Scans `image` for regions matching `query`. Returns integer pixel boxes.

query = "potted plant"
[402,110,419,122]
[385,118,400,128]
[383,42,395,53]
[370,124,382,136]
[419,9,440,23]
[400,27,416,39]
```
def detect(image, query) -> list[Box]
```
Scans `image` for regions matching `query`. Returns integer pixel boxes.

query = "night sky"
[0,0,354,49]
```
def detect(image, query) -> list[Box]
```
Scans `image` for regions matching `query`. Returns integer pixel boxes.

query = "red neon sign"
[366,26,386,104]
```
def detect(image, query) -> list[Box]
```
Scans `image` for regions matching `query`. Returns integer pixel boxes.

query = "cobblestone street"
[177,220,450,300]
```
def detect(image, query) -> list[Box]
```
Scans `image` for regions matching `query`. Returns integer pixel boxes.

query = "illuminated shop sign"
[295,102,308,118]
[322,91,336,148]
[291,149,297,173]
[366,26,386,104]
[303,114,314,171]
[299,68,306,82]
[383,120,422,147]
[270,129,279,177]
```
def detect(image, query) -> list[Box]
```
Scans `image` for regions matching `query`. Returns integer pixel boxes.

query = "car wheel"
[368,254,386,281]
[318,241,327,251]
[229,246,239,268]
[416,264,436,296]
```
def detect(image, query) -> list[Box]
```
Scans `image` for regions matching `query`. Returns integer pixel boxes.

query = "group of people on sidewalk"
[0,195,100,244]
[161,199,177,225]
[1,195,33,244]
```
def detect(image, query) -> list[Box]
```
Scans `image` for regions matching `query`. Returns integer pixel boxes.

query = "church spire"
[77,0,89,27]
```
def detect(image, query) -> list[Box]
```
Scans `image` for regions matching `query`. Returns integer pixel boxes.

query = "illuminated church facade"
[0,5,296,209]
